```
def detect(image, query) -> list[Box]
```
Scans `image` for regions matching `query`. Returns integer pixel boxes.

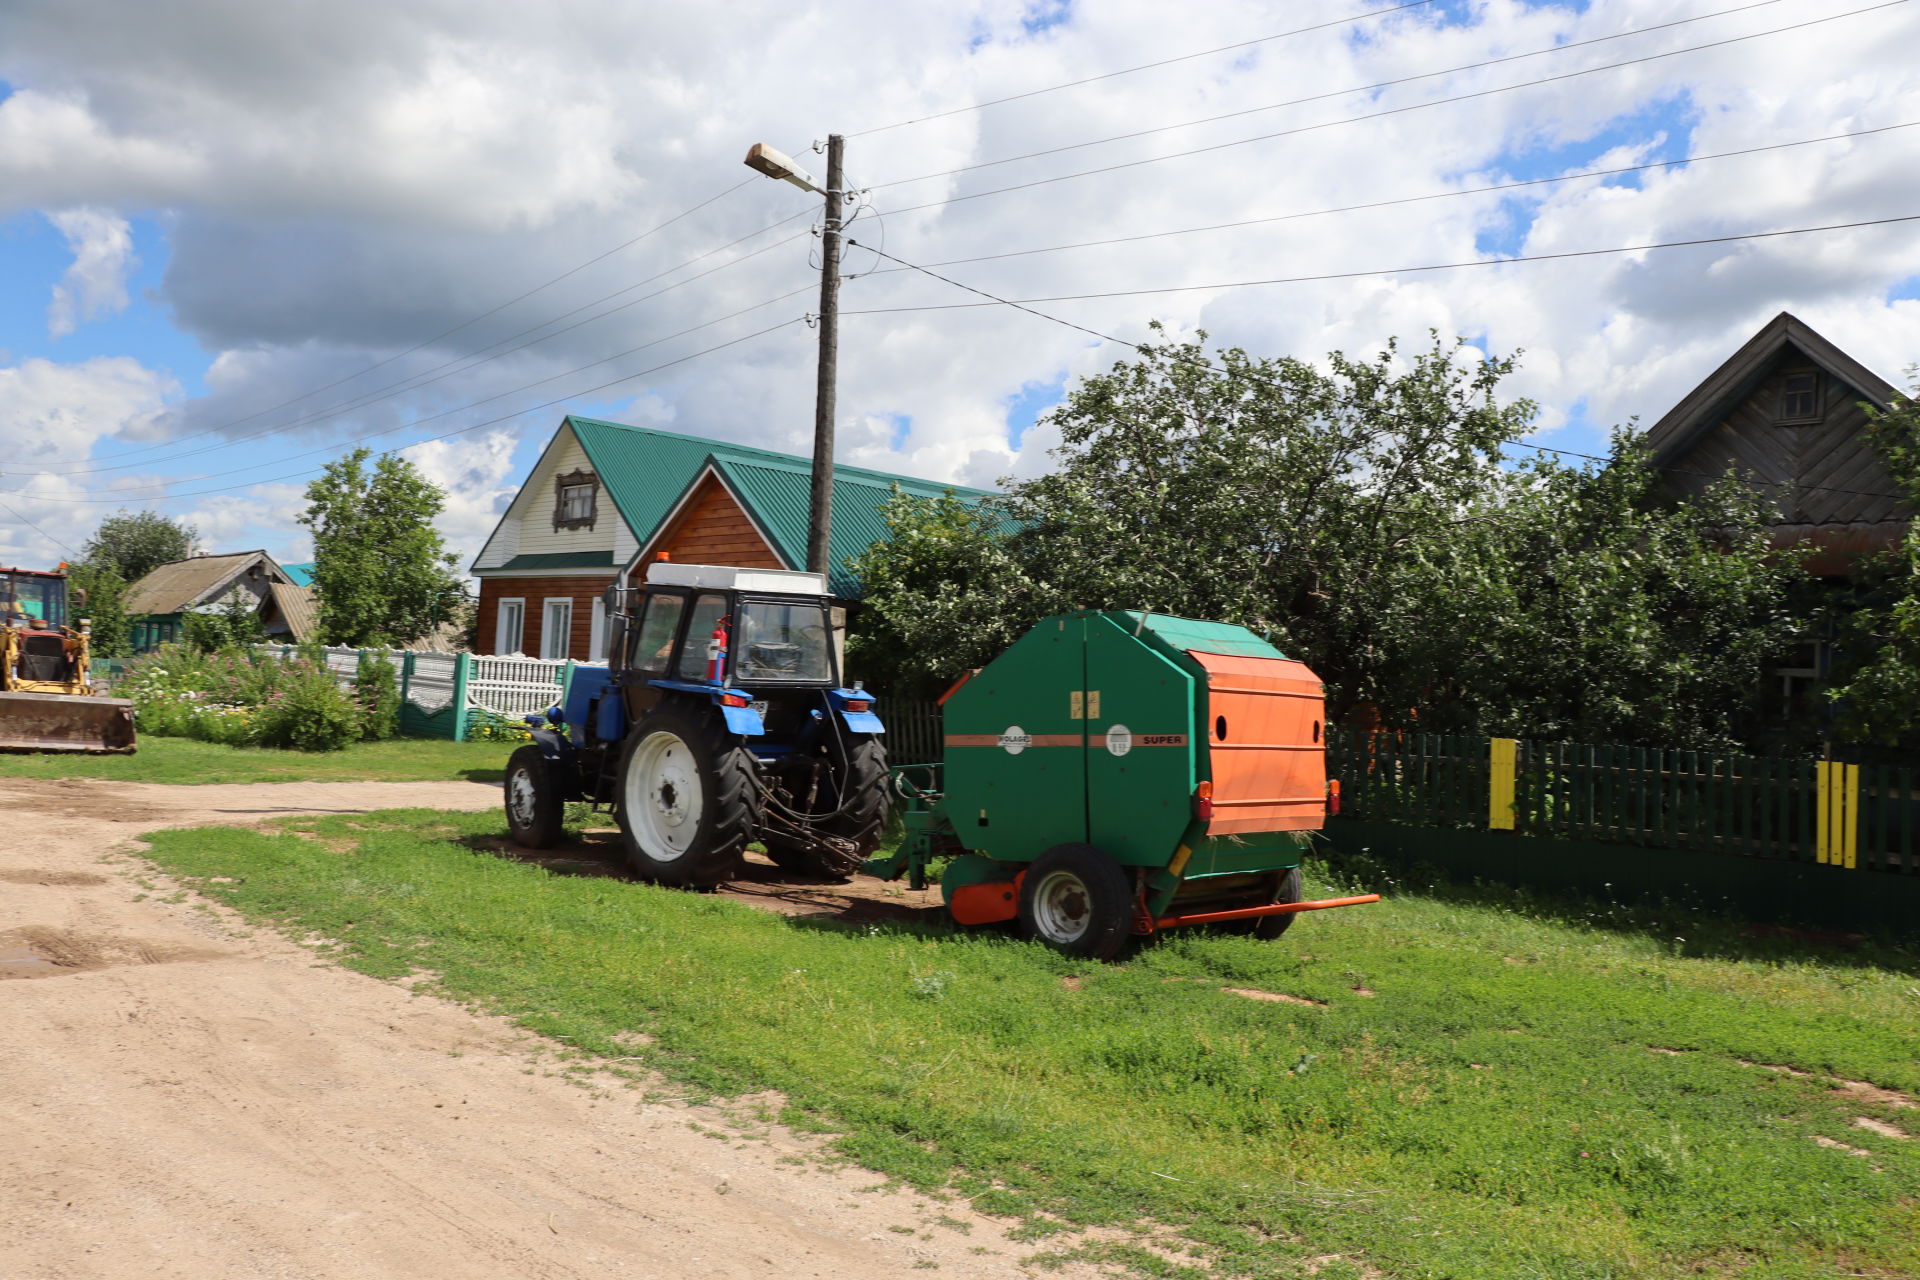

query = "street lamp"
[745,135,844,581]
[743,142,823,195]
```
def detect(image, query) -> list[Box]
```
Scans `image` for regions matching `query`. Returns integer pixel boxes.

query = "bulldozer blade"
[0,690,137,754]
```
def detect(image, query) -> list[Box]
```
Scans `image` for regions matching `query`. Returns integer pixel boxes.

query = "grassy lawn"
[0,735,509,785]
[142,809,1920,1279]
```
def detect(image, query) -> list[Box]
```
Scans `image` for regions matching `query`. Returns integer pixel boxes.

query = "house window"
[542,598,574,661]
[495,598,525,655]
[1778,371,1820,422]
[589,596,608,662]
[553,468,599,531]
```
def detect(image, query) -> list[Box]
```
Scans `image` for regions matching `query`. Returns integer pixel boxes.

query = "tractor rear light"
[845,699,870,712]
[1193,781,1214,821]
[1328,779,1341,816]
[720,693,750,707]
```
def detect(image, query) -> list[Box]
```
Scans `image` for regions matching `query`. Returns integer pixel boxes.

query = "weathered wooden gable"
[1646,313,1908,565]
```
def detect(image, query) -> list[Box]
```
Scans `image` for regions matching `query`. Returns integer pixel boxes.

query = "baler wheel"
[504,745,564,850]
[1018,844,1132,960]
[1251,866,1304,940]
[615,705,759,888]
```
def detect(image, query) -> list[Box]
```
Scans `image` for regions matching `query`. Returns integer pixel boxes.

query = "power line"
[40,224,813,479]
[88,176,778,470]
[0,495,83,561]
[861,122,1917,277]
[847,0,1441,139]
[844,240,1916,505]
[16,302,811,505]
[844,214,1920,313]
[868,1,1908,220]
[873,0,1788,190]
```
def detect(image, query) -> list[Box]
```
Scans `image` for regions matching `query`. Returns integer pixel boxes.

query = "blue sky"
[2,0,1917,570]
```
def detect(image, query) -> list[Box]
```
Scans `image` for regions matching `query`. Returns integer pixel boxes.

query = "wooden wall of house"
[650,475,785,569]
[1662,352,1910,527]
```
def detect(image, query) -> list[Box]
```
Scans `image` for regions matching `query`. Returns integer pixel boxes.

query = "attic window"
[1778,371,1820,423]
[553,468,599,531]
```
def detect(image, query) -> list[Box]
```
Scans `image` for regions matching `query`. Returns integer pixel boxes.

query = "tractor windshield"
[0,572,65,629]
[735,600,831,683]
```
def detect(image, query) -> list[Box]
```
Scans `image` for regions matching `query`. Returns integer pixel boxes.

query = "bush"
[122,642,365,752]
[466,709,533,743]
[254,664,362,751]
[354,651,401,741]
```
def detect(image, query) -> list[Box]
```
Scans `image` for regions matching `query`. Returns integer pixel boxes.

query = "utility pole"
[807,134,845,579]
[743,135,846,580]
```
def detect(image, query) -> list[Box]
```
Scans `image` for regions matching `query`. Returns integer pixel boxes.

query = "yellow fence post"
[1816,761,1861,868]
[1488,737,1518,830]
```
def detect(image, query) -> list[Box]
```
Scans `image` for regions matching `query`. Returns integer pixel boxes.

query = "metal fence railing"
[1328,729,1918,876]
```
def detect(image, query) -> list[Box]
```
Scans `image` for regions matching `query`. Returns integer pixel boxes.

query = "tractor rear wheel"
[761,732,890,880]
[1017,843,1132,960]
[504,745,564,850]
[1251,866,1304,939]
[615,705,759,888]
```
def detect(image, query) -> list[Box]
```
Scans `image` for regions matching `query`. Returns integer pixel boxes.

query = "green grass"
[141,809,1920,1279]
[0,735,508,785]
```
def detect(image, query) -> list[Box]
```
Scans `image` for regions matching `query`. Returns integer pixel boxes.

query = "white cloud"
[0,0,1916,565]
[46,206,137,336]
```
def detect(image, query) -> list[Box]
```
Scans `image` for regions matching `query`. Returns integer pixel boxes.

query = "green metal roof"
[564,415,996,597]
[493,550,618,572]
[1114,611,1291,661]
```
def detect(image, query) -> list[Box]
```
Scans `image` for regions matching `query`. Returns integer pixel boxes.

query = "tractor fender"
[528,725,576,766]
[645,679,765,737]
[827,687,884,734]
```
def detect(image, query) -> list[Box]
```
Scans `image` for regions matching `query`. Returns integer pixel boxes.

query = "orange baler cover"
[1190,651,1327,835]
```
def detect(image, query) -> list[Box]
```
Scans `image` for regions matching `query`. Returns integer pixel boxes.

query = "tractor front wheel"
[615,705,759,888]
[1017,843,1132,960]
[504,745,564,849]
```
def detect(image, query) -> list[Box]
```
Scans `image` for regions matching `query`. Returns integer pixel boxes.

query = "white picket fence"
[253,644,606,739]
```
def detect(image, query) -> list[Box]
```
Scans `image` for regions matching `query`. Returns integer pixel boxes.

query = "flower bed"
[123,644,391,752]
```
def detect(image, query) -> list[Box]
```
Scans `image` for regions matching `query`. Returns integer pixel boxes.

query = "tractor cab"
[606,561,874,748]
[1,568,81,686]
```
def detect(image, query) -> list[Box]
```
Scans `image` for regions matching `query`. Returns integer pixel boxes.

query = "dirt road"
[0,776,1082,1279]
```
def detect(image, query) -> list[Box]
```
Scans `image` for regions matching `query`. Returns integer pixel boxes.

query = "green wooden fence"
[1328,730,1918,877]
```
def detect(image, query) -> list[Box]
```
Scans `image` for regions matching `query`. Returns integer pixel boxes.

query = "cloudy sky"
[3,0,1917,572]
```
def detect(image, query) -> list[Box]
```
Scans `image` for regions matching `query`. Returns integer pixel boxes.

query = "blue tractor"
[502,562,890,887]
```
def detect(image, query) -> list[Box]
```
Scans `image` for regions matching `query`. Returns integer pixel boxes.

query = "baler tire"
[762,732,891,880]
[615,705,759,889]
[504,745,564,850]
[1018,844,1132,960]
[1251,866,1304,940]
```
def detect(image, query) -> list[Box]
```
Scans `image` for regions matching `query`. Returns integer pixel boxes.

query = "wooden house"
[124,549,314,652]
[470,417,994,661]
[1646,311,1909,577]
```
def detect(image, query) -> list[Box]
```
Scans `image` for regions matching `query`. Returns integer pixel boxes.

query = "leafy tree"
[299,448,464,647]
[853,329,1801,750]
[1371,436,1802,748]
[81,510,197,583]
[64,559,130,658]
[1823,372,1920,750]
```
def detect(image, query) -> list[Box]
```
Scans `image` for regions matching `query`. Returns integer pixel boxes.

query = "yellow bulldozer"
[0,566,136,754]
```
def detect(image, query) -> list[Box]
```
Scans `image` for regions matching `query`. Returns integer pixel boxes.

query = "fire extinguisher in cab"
[707,615,730,682]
